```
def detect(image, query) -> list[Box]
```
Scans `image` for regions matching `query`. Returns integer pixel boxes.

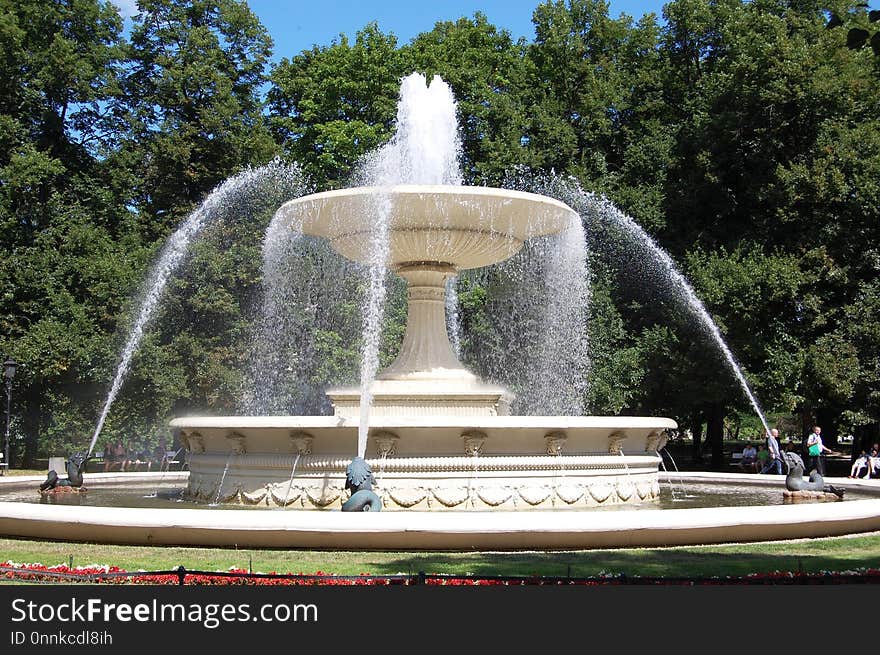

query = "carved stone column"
[378,264,472,380]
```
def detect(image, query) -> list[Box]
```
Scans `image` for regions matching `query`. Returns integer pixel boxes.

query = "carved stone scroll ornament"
[372,431,399,458]
[657,433,669,451]
[183,431,205,454]
[645,431,661,453]
[226,432,247,455]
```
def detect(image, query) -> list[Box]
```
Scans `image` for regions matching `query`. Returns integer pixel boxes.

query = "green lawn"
[2,533,878,579]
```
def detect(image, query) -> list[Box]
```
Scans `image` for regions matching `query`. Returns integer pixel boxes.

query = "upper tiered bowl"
[274,185,578,270]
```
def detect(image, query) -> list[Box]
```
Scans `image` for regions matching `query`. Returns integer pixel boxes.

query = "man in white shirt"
[806,426,833,476]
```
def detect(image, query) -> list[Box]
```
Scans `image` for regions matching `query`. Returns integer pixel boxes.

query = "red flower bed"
[2,561,879,585]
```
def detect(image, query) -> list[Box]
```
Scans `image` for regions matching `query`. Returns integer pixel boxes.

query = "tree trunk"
[853,423,879,462]
[800,409,814,439]
[690,411,703,466]
[706,404,725,471]
[21,382,43,469]
[815,407,840,449]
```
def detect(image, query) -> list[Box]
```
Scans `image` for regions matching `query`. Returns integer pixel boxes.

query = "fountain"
[174,74,674,511]
[1,73,878,548]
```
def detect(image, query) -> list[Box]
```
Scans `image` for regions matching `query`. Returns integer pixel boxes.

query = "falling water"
[356,241,389,459]
[282,453,301,506]
[596,197,770,434]
[445,276,461,356]
[659,447,687,498]
[247,218,362,415]
[550,448,567,501]
[210,452,234,506]
[616,449,635,502]
[88,161,309,455]
[534,225,591,414]
[350,73,463,457]
[466,452,480,509]
[458,171,591,415]
[656,452,678,501]
[377,451,389,489]
[552,174,770,433]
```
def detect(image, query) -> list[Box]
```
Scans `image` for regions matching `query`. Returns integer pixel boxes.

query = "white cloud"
[109,0,139,19]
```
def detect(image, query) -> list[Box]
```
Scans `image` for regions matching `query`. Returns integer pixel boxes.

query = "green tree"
[267,23,405,188]
[117,0,277,235]
[0,0,141,464]
[97,0,286,430]
[658,0,880,446]
[526,0,670,230]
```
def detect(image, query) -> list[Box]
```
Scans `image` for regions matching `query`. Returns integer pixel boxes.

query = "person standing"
[806,425,833,476]
[760,428,783,475]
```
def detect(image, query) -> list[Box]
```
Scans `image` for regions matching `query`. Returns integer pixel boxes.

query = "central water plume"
[350,73,464,458]
[358,73,464,188]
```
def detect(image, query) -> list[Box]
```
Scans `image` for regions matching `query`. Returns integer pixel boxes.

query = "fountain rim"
[167,416,679,430]
[276,183,579,215]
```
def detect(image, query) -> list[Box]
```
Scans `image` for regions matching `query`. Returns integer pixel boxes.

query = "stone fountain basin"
[170,415,674,510]
[1,472,879,549]
[275,185,578,269]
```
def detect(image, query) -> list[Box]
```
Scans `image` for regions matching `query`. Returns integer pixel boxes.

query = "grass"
[2,533,879,579]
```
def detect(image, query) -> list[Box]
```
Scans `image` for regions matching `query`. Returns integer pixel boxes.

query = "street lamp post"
[3,357,17,473]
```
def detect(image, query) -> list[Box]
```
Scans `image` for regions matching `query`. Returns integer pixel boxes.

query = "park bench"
[162,448,186,471]
[729,450,760,472]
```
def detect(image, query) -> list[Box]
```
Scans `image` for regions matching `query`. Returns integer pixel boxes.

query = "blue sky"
[245,1,667,60]
[111,1,667,62]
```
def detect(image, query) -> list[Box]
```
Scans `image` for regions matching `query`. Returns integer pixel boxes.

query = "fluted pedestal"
[327,262,511,417]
